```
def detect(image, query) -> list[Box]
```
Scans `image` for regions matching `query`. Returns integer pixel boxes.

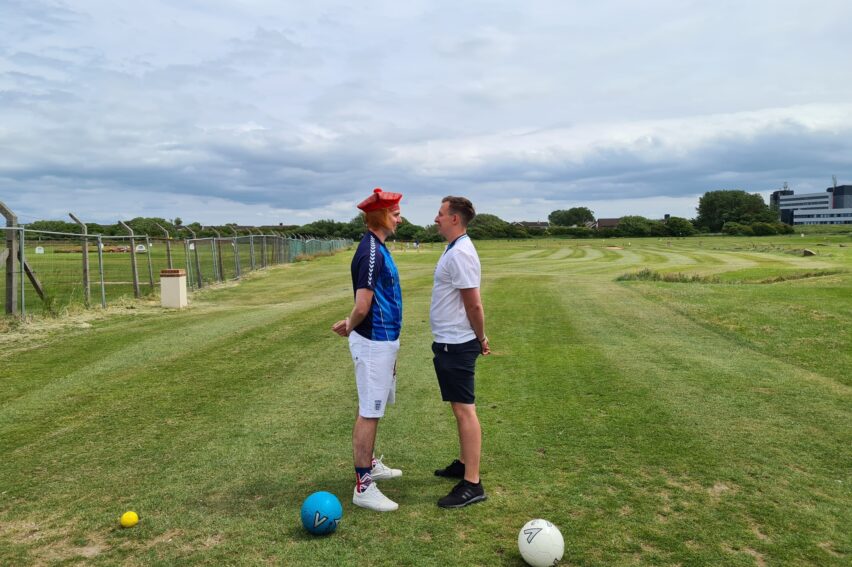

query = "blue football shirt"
[351,231,402,341]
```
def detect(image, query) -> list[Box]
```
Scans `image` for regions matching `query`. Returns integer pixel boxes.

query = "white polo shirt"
[430,235,481,344]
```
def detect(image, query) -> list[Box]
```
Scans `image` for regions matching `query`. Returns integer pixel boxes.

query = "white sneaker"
[352,483,399,512]
[371,455,402,481]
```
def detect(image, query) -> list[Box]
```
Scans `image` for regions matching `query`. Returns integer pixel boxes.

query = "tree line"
[23,190,793,240]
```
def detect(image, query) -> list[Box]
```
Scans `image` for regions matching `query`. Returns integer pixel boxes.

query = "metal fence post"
[204,227,223,282]
[19,227,25,318]
[209,239,218,282]
[155,222,173,269]
[69,213,90,307]
[1,201,18,315]
[145,236,154,290]
[233,238,241,279]
[249,235,256,271]
[119,221,141,298]
[97,235,106,307]
[194,241,204,288]
[183,239,193,289]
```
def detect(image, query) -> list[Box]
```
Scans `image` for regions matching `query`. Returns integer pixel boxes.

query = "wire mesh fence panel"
[272,238,283,263]
[216,239,237,281]
[147,238,188,286]
[288,239,303,262]
[272,238,283,265]
[187,239,218,287]
[21,232,89,314]
[236,236,254,274]
[98,237,145,302]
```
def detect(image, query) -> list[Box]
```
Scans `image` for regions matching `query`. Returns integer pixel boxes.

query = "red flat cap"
[357,187,402,212]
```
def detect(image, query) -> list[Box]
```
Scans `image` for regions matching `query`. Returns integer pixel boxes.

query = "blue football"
[300,491,343,535]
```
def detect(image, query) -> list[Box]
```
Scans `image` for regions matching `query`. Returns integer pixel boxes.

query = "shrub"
[616,268,720,283]
[549,226,594,238]
[665,217,698,237]
[773,222,795,234]
[751,222,778,236]
[722,222,754,236]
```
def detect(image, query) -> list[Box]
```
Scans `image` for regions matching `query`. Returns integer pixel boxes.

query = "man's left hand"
[332,318,350,337]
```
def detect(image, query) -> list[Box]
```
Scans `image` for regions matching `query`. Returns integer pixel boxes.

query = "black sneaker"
[437,480,487,508]
[434,459,465,479]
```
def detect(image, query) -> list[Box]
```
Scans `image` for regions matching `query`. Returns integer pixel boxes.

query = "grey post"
[96,235,106,307]
[248,232,256,271]
[68,213,91,307]
[1,200,18,315]
[233,237,241,279]
[177,227,193,284]
[259,230,267,268]
[201,226,214,280]
[184,240,193,288]
[179,226,204,289]
[213,228,224,281]
[254,229,264,268]
[155,222,173,269]
[145,236,154,290]
[19,227,25,318]
[119,221,141,298]
[229,226,242,277]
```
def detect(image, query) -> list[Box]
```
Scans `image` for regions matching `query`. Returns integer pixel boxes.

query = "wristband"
[478,336,488,343]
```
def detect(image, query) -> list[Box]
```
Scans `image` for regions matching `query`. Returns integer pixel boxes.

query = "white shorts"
[349,331,399,418]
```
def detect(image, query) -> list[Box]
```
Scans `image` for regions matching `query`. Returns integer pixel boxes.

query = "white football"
[518,518,564,567]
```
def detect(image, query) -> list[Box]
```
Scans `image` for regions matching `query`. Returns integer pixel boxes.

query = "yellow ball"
[120,511,139,528]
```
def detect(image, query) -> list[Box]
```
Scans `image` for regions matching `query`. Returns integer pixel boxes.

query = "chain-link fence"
[2,226,351,317]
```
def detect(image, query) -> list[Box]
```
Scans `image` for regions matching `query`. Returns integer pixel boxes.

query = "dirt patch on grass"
[748,519,769,542]
[37,534,109,565]
[722,544,766,567]
[0,519,46,543]
[709,482,733,498]
[0,517,112,564]
[743,546,767,567]
[818,541,843,557]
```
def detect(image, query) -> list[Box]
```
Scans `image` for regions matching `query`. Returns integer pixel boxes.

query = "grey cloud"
[0,0,83,39]
[3,1,852,226]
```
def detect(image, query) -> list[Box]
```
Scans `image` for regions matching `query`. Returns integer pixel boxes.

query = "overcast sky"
[2,0,851,227]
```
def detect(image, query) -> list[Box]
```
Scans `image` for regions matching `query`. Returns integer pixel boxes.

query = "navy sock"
[355,467,372,493]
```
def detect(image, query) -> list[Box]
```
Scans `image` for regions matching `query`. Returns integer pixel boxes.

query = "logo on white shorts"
[374,400,382,411]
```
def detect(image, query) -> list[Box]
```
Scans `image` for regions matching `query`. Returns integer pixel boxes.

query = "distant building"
[770,185,852,225]
[594,218,621,229]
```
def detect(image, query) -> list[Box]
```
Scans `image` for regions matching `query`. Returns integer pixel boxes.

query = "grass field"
[1,235,850,566]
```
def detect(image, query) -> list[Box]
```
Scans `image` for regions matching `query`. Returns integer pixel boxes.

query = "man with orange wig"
[332,187,404,512]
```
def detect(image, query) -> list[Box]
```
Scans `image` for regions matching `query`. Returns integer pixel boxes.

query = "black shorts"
[432,339,481,404]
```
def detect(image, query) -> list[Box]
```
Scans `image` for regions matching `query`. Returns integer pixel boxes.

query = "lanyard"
[444,234,468,254]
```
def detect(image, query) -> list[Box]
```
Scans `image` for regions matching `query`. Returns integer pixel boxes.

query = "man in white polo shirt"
[430,196,491,508]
